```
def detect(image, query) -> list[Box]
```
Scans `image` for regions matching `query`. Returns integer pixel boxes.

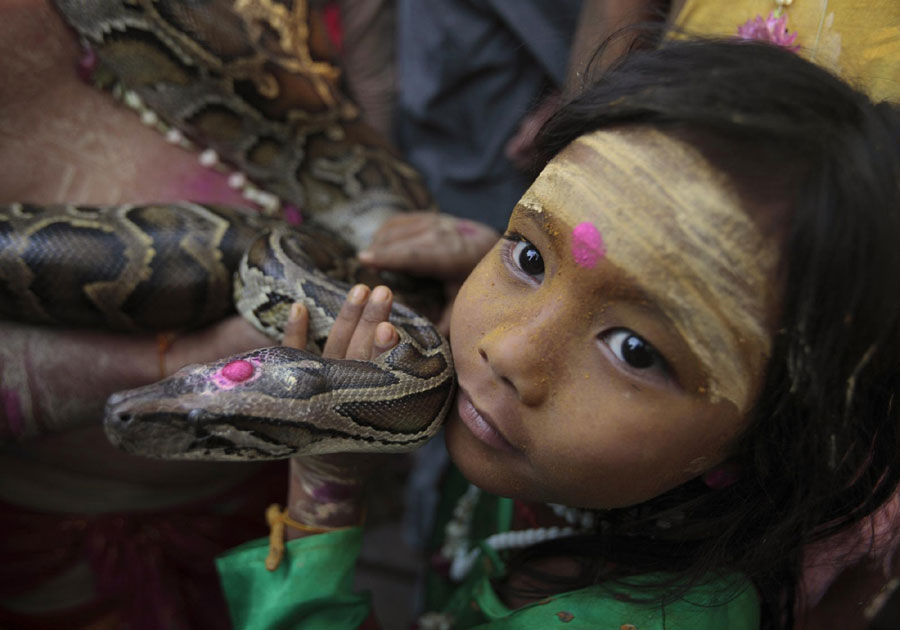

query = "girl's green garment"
[216,479,760,629]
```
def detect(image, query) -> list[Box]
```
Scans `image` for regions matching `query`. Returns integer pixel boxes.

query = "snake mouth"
[104,394,216,458]
[104,388,298,461]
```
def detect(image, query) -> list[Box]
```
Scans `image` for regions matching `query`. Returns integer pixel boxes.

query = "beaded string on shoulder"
[438,484,596,583]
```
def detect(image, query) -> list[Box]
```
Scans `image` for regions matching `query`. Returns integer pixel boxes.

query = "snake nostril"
[117,412,133,424]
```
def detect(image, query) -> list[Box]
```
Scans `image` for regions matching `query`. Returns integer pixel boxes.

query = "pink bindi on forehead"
[571,222,605,268]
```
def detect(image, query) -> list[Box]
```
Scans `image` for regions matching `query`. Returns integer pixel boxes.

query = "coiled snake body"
[0,0,455,460]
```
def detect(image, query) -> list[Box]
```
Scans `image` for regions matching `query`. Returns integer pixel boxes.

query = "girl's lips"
[456,389,518,453]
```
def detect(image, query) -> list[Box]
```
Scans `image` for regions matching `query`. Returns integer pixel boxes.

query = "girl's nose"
[477,322,554,406]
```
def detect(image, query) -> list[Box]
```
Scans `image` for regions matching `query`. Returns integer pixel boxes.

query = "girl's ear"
[702,461,741,490]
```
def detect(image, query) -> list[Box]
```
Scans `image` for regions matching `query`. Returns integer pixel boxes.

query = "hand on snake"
[280,287,399,537]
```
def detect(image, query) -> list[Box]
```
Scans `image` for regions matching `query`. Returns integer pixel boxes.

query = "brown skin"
[279,283,582,610]
[565,0,688,94]
[280,132,774,612]
[444,148,773,509]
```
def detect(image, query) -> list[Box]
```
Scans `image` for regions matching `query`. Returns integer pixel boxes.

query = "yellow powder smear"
[520,129,778,411]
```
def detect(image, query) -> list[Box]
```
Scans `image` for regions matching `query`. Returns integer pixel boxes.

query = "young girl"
[215,39,900,629]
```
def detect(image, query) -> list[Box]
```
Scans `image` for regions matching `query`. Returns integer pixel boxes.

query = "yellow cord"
[264,503,365,571]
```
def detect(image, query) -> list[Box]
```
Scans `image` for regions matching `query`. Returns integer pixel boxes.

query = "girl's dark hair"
[509,38,900,629]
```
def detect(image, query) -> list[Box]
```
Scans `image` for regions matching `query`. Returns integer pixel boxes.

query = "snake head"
[103,346,327,461]
[104,378,300,461]
[103,344,454,461]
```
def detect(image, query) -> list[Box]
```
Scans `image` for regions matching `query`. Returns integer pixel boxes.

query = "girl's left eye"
[600,328,669,375]
[502,235,545,280]
[512,240,544,276]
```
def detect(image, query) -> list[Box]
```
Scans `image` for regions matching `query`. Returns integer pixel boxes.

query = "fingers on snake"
[323,284,370,359]
[282,303,309,350]
[373,321,399,359]
[345,286,394,361]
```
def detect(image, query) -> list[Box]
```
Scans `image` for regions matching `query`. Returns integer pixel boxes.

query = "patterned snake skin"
[0,0,455,460]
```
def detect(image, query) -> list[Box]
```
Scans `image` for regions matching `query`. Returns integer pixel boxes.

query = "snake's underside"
[0,0,455,460]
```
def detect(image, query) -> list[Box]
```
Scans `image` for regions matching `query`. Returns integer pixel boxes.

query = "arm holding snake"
[214,286,400,630]
[281,285,399,536]
[0,316,272,442]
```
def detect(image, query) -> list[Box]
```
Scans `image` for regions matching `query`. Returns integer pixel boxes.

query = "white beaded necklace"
[439,484,596,582]
[79,45,298,222]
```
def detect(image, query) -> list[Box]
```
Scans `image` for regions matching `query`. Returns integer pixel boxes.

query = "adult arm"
[335,0,396,138]
[0,316,272,442]
[565,0,672,95]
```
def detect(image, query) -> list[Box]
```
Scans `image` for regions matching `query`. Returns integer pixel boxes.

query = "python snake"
[0,0,455,460]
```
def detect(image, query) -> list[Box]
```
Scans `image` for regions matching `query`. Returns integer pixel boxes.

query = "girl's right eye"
[502,235,545,280]
[600,328,671,381]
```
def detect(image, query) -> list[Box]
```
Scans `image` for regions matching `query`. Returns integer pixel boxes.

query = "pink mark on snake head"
[571,222,605,269]
[210,359,263,390]
[283,205,303,226]
[222,360,255,382]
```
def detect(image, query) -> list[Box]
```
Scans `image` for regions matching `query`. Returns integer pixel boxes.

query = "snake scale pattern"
[0,0,455,460]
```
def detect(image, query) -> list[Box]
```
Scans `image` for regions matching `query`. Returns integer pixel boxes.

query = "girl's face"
[446,128,780,509]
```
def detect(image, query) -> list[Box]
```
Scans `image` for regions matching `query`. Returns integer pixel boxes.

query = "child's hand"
[282,285,400,537]
[358,212,500,279]
[282,284,399,360]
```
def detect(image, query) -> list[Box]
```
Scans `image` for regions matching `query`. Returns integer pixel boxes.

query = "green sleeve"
[216,527,371,630]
